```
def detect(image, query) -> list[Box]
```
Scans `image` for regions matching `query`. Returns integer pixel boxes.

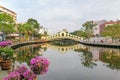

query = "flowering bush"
[4,57,50,80]
[0,40,12,47]
[4,65,37,80]
[30,56,50,75]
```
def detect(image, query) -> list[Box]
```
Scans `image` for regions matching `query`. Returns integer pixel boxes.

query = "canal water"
[13,41,120,80]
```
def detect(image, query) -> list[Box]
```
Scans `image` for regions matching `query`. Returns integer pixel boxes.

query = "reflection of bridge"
[44,30,83,42]
[47,43,85,53]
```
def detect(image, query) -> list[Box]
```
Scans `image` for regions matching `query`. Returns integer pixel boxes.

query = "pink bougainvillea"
[30,56,50,75]
[0,40,12,47]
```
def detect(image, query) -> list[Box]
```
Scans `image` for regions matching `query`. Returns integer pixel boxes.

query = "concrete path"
[0,70,8,80]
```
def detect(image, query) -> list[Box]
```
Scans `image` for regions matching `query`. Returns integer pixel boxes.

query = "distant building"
[93,20,107,36]
[0,5,17,21]
[39,27,48,34]
[99,20,120,35]
[93,20,120,36]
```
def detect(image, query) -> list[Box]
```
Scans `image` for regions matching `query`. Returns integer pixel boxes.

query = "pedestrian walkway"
[0,70,8,80]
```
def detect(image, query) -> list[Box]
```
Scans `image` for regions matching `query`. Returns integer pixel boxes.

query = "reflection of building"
[0,5,17,21]
[89,47,120,62]
[89,47,102,61]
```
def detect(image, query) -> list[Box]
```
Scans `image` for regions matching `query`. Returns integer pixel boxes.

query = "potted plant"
[30,56,50,75]
[4,64,37,80]
[0,47,14,70]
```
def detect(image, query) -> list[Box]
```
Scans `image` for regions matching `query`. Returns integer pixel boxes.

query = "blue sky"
[0,0,120,33]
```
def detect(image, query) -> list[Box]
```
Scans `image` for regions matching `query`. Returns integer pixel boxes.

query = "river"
[13,41,120,80]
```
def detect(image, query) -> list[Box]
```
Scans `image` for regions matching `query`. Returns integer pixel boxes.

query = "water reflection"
[14,42,120,70]
[14,44,48,65]
[47,43,82,54]
[99,49,120,70]
[75,46,120,70]
[13,41,120,80]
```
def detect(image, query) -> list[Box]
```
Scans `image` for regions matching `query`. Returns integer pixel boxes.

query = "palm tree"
[18,23,34,41]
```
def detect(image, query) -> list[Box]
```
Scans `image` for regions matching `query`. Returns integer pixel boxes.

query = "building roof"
[0,5,16,15]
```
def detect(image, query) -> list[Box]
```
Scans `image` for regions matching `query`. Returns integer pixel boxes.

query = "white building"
[39,27,48,34]
[93,20,106,36]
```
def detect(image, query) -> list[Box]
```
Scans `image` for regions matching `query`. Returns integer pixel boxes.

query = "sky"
[0,0,120,33]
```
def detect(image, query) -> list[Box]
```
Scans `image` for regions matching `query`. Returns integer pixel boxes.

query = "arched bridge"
[43,30,83,42]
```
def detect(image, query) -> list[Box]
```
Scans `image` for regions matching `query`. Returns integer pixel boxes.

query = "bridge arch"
[44,30,83,42]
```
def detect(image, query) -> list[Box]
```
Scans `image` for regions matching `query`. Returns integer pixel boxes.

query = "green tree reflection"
[100,49,120,70]
[75,48,97,68]
[15,44,47,65]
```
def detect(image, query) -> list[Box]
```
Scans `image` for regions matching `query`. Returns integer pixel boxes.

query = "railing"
[9,40,50,49]
[79,41,120,48]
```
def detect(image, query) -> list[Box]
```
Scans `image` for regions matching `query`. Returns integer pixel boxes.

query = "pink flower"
[30,56,50,75]
[4,64,37,80]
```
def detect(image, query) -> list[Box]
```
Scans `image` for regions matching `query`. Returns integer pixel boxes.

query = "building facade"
[93,20,107,36]
[0,5,17,21]
[93,20,120,36]
[39,27,48,34]
[99,20,120,35]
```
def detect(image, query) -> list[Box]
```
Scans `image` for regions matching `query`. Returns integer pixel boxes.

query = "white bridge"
[43,30,83,42]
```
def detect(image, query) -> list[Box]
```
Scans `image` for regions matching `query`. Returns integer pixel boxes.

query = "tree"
[27,18,40,33]
[82,21,97,38]
[71,30,89,38]
[102,24,120,39]
[18,22,34,41]
[27,18,40,39]
[0,13,15,34]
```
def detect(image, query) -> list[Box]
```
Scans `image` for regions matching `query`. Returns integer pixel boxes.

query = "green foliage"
[15,45,43,65]
[27,18,40,29]
[0,13,15,34]
[82,21,96,31]
[71,30,90,38]
[82,21,97,38]
[0,47,14,60]
[81,51,97,68]
[18,18,41,40]
[100,50,120,70]
[102,24,120,39]
[27,18,40,35]
[18,23,34,35]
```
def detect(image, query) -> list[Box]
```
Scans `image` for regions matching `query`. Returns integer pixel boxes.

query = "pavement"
[0,71,8,80]
[0,67,10,80]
